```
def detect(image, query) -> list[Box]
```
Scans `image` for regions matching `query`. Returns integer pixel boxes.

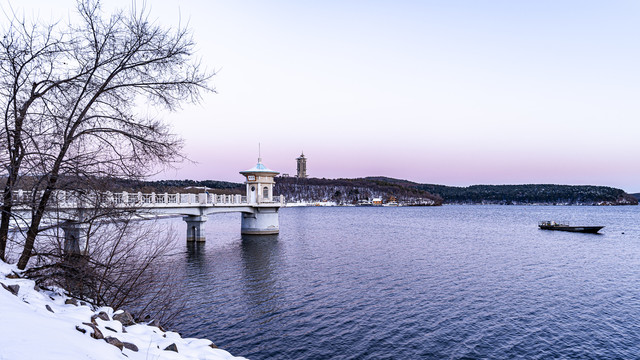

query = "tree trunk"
[0,92,33,260]
[0,189,13,261]
[0,150,22,261]
[16,186,53,269]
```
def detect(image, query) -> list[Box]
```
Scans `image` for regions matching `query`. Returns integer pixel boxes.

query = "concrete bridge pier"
[184,215,207,242]
[241,207,280,235]
[61,222,89,255]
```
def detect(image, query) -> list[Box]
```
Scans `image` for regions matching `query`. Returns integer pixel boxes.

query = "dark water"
[167,206,640,359]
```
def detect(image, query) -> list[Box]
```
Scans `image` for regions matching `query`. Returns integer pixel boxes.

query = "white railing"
[6,190,285,208]
[259,195,285,205]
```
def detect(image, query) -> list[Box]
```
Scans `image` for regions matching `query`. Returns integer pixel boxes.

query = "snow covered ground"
[0,261,247,360]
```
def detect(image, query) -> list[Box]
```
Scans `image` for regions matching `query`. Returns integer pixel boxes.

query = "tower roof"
[240,158,279,176]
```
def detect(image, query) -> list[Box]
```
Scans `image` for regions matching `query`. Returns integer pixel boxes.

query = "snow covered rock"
[65,298,78,306]
[105,336,125,350]
[1,282,19,296]
[113,310,135,326]
[0,261,248,360]
[165,343,179,352]
[122,341,139,352]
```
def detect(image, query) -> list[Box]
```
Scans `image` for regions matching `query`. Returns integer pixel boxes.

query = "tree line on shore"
[274,177,443,205]
[415,184,638,205]
[128,176,637,206]
[367,177,638,205]
[108,178,242,194]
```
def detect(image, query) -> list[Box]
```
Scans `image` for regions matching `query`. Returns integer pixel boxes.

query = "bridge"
[9,158,285,254]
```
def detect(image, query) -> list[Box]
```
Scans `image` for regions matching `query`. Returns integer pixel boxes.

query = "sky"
[8,0,640,191]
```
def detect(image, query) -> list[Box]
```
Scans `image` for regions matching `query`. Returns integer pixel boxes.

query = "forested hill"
[103,176,637,206]
[367,177,638,205]
[274,177,443,205]
[107,178,243,194]
[103,177,442,205]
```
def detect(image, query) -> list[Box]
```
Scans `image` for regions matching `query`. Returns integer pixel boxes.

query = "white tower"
[239,157,281,234]
[240,157,279,204]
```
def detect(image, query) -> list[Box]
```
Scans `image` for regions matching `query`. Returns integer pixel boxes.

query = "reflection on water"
[185,242,207,269]
[240,235,283,323]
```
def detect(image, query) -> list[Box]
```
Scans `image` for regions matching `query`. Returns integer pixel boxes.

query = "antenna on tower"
[258,143,262,163]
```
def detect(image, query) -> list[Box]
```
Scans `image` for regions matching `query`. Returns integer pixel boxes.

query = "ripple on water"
[164,206,640,359]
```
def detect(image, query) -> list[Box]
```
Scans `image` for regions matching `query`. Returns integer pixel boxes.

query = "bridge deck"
[8,191,285,217]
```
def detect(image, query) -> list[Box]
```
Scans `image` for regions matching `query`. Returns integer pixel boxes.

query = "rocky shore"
[0,261,246,360]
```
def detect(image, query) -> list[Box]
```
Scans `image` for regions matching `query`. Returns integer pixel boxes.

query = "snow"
[285,201,338,207]
[0,261,247,360]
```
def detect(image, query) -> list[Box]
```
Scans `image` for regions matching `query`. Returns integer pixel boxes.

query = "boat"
[538,221,604,234]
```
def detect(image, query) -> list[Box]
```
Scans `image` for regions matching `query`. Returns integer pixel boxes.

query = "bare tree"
[25,216,187,326]
[0,10,70,261]
[0,0,213,268]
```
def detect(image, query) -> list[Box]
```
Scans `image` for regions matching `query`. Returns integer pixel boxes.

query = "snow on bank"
[285,201,338,207]
[0,261,247,360]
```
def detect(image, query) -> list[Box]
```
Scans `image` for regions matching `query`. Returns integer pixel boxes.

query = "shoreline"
[0,260,246,360]
[283,202,638,207]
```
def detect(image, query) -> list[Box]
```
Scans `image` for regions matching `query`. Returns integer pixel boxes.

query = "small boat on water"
[538,221,604,234]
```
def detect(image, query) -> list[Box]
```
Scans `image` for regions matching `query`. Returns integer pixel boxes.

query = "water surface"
[167,206,640,359]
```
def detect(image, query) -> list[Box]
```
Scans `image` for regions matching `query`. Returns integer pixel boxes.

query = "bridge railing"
[258,195,285,205]
[11,190,45,204]
[7,190,285,208]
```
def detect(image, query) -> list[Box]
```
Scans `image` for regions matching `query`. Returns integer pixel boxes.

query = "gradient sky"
[9,0,640,191]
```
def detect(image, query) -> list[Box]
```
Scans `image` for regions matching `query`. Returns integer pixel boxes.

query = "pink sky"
[14,0,640,192]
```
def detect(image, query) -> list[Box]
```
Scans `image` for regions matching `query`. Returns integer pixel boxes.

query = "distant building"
[296,152,307,178]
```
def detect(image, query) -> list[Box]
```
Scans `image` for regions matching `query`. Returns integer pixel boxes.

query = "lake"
[165,205,640,359]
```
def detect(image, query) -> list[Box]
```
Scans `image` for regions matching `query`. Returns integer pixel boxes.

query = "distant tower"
[296,152,307,178]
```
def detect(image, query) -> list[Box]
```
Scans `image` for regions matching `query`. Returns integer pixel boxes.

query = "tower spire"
[296,151,307,178]
[258,143,262,163]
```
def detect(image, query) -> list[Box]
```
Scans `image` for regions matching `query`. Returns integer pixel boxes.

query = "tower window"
[263,186,269,199]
